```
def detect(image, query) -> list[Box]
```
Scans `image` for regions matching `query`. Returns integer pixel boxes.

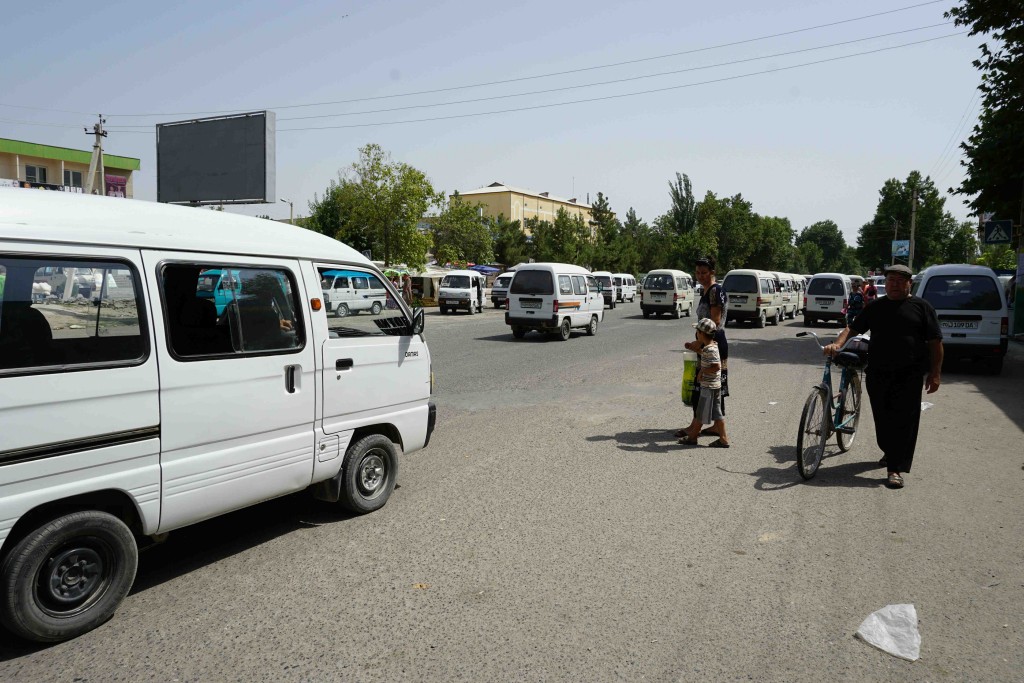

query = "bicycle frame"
[799,331,860,433]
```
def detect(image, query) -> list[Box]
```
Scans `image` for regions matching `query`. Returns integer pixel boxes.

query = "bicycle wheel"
[836,371,862,452]
[796,389,828,479]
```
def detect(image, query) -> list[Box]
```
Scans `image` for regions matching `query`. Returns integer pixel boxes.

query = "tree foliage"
[856,172,953,270]
[946,0,1024,222]
[489,214,530,267]
[432,192,493,266]
[305,143,440,268]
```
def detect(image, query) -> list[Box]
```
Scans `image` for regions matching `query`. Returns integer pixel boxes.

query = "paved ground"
[2,301,1021,681]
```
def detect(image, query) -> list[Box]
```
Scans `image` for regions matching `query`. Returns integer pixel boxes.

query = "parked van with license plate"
[0,189,436,643]
[505,263,603,340]
[438,269,485,314]
[640,269,694,318]
[490,271,515,308]
[722,269,784,327]
[912,264,1009,374]
[803,272,851,327]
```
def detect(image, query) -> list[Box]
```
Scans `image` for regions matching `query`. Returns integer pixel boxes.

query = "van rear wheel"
[756,310,767,328]
[511,326,526,339]
[772,309,781,325]
[643,310,650,318]
[339,434,399,514]
[558,318,572,341]
[336,303,350,317]
[0,511,138,643]
[586,315,598,336]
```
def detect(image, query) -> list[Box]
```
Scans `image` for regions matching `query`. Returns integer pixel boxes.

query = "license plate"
[731,296,747,303]
[941,321,979,329]
[817,298,834,306]
[446,299,459,304]
[521,301,541,309]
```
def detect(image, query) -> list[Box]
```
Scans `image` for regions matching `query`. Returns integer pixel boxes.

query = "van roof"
[443,269,483,277]
[516,262,591,275]
[0,188,370,265]
[724,268,775,277]
[647,269,692,277]
[919,263,998,276]
[808,272,850,279]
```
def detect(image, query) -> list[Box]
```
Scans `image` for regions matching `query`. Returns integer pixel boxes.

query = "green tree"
[797,220,848,271]
[946,1,1024,223]
[489,214,530,267]
[432,192,493,266]
[796,241,825,274]
[695,192,757,272]
[856,172,950,271]
[977,244,1016,270]
[306,144,441,268]
[621,208,656,273]
[944,220,980,263]
[589,192,621,270]
[747,216,796,271]
[664,172,697,237]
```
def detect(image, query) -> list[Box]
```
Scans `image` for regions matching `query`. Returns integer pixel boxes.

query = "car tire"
[558,318,572,341]
[989,356,1004,375]
[586,315,598,336]
[370,301,383,315]
[643,310,650,319]
[804,316,813,327]
[338,434,399,514]
[468,303,475,315]
[773,309,781,325]
[440,306,448,315]
[672,306,681,319]
[336,303,350,318]
[756,310,767,328]
[0,510,138,643]
[511,326,526,339]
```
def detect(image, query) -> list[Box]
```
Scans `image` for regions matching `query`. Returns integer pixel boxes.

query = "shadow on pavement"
[718,445,886,491]
[587,428,681,454]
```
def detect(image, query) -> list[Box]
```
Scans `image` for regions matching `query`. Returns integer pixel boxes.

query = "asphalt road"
[2,301,1022,682]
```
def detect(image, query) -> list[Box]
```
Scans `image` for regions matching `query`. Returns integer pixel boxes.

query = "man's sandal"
[678,436,699,446]
[886,473,904,489]
[708,439,731,448]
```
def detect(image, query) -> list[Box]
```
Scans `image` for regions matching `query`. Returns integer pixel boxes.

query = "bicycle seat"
[834,350,867,369]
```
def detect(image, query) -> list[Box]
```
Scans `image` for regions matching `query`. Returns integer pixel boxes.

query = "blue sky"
[1,0,983,244]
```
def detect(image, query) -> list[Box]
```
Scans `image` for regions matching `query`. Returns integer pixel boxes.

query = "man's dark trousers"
[865,367,924,473]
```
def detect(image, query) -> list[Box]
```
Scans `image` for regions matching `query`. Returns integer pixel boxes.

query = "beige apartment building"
[0,137,140,197]
[454,182,611,235]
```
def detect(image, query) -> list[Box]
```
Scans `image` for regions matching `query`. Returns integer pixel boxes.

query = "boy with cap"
[824,264,943,488]
[678,318,730,448]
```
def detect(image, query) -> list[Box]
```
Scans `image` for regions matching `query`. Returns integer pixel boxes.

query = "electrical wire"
[928,92,979,184]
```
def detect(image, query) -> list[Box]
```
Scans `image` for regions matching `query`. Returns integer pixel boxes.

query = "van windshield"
[494,276,513,288]
[596,275,612,287]
[807,278,844,295]
[441,275,470,288]
[723,274,757,294]
[510,270,554,295]
[920,275,1002,310]
[645,274,674,290]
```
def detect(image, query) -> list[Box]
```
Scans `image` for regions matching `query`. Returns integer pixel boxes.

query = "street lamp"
[280,198,293,225]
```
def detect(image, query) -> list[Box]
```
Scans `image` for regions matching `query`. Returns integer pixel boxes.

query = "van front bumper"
[505,313,558,329]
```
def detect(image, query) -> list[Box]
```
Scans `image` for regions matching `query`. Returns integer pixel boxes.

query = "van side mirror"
[411,307,425,335]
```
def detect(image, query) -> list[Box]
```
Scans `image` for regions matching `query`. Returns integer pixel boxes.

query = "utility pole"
[83,115,107,196]
[909,187,918,272]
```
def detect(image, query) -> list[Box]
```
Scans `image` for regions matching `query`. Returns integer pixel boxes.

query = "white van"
[505,263,603,340]
[490,271,515,309]
[772,271,799,319]
[591,271,619,309]
[722,269,785,327]
[438,269,485,314]
[804,272,852,327]
[640,269,695,318]
[0,189,435,643]
[792,274,807,315]
[321,268,389,317]
[913,264,1009,374]
[613,273,637,303]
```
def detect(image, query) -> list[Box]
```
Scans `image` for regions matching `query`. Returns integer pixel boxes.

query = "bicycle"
[795,331,867,479]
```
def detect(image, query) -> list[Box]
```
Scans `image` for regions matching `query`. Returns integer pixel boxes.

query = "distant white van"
[321,268,389,317]
[591,271,619,309]
[438,269,485,314]
[722,268,785,327]
[804,272,852,326]
[913,264,1009,374]
[505,263,604,340]
[490,271,515,308]
[613,273,637,303]
[640,269,695,318]
[772,271,799,319]
[0,188,435,643]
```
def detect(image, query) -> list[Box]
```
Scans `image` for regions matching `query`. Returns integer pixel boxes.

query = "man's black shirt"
[849,295,942,372]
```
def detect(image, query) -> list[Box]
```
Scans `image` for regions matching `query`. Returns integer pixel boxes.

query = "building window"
[64,170,83,188]
[25,165,47,184]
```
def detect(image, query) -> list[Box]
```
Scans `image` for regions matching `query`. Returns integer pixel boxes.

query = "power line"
[0,0,945,120]
[102,22,952,129]
[276,32,966,132]
[926,90,978,179]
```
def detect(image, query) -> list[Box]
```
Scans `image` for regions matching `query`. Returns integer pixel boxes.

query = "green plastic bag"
[681,350,699,405]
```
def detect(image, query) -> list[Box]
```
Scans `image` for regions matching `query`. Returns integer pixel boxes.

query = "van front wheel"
[370,301,383,315]
[339,434,399,514]
[0,511,138,643]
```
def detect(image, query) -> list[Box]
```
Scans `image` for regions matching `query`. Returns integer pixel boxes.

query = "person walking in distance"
[847,280,865,326]
[681,256,728,437]
[402,274,413,305]
[678,318,730,448]
[824,265,943,489]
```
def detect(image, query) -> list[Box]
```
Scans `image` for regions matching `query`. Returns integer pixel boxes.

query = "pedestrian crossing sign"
[983,220,1012,245]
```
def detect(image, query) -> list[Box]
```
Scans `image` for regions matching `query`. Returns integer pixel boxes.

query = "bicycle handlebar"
[795,330,837,350]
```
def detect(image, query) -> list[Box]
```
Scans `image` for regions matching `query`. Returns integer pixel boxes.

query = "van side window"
[572,275,586,295]
[335,276,349,288]
[558,275,573,295]
[162,264,303,358]
[318,266,407,337]
[0,256,147,373]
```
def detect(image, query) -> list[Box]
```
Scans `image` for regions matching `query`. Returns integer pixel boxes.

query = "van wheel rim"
[358,451,386,496]
[38,543,111,615]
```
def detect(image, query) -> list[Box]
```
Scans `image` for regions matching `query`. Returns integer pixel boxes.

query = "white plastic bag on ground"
[856,604,920,661]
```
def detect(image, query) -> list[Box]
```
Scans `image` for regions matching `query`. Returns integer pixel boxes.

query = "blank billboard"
[157,111,275,205]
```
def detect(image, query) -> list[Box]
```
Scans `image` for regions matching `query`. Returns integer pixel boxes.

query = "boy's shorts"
[696,387,724,424]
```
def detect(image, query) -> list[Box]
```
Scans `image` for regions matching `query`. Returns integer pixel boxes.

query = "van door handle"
[336,358,354,370]
[285,365,299,393]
